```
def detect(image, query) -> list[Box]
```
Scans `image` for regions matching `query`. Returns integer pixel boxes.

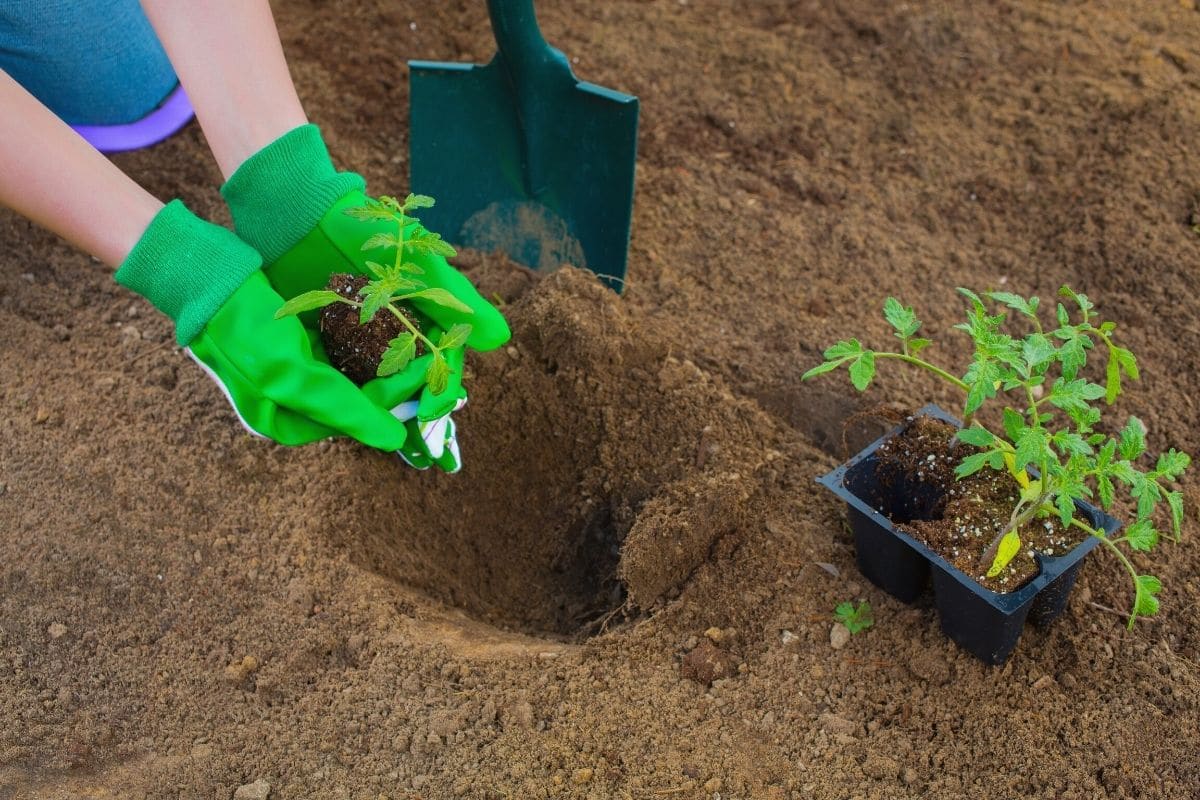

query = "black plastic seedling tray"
[818,405,1122,665]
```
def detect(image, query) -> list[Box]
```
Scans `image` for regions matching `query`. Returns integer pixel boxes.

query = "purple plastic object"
[71,84,194,154]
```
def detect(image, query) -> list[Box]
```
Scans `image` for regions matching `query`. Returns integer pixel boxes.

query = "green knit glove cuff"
[220,123,366,264]
[115,200,261,345]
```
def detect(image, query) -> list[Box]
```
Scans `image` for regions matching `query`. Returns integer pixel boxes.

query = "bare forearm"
[139,0,308,179]
[0,70,161,267]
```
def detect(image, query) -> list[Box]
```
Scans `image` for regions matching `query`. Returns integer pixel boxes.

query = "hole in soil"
[306,268,764,642]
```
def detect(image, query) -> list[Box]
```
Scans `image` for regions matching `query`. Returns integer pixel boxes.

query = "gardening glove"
[114,199,417,449]
[221,124,508,466]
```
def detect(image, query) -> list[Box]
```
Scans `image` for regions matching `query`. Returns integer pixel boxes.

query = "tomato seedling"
[804,287,1190,628]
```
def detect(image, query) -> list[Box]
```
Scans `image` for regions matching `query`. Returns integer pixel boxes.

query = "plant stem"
[979,488,1051,568]
[1068,516,1141,629]
[875,352,969,392]
[386,302,437,354]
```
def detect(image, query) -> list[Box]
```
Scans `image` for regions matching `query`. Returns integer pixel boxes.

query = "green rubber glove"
[115,200,415,449]
[221,124,507,468]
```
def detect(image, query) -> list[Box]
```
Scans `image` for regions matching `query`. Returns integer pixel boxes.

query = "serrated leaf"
[1047,377,1106,414]
[1130,473,1161,520]
[1097,474,1115,509]
[408,288,474,314]
[1115,346,1139,380]
[956,426,996,447]
[908,337,932,355]
[438,323,472,351]
[343,202,397,222]
[1154,449,1191,481]
[986,531,1022,578]
[1015,427,1049,471]
[824,339,864,360]
[1166,491,1184,542]
[403,193,436,211]
[1022,333,1056,373]
[1056,492,1076,527]
[425,351,450,395]
[358,284,391,324]
[406,227,458,258]
[399,260,425,275]
[1002,408,1026,442]
[848,352,876,392]
[1020,478,1043,505]
[955,451,994,479]
[273,290,345,319]
[962,359,1002,415]
[1057,335,1089,381]
[987,291,1037,319]
[1059,285,1094,318]
[1056,302,1070,327]
[1118,417,1146,461]
[1132,574,1161,623]
[377,334,417,377]
[361,232,400,252]
[1124,519,1158,552]
[1051,430,1092,458]
[957,287,985,312]
[833,601,873,634]
[363,260,389,280]
[801,360,846,381]
[883,297,921,338]
[1105,351,1121,405]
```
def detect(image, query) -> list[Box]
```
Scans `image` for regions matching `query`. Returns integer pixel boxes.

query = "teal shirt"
[0,0,177,126]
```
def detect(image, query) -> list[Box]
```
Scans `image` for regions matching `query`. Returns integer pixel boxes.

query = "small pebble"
[830,623,851,650]
[572,768,593,785]
[233,780,271,800]
[47,622,67,639]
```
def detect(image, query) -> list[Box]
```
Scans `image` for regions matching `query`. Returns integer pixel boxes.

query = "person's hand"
[116,200,413,449]
[262,190,507,470]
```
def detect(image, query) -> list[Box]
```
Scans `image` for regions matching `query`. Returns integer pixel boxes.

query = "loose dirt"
[2,1,1200,798]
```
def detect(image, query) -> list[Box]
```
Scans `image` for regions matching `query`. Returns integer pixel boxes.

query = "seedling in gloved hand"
[275,193,473,394]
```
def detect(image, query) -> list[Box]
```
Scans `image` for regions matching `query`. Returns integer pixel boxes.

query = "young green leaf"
[1154,449,1191,481]
[361,232,401,252]
[405,228,457,258]
[274,290,346,319]
[377,334,417,377]
[801,360,845,381]
[908,337,932,355]
[1117,417,1147,461]
[1046,377,1106,414]
[358,283,392,324]
[363,260,389,280]
[402,193,436,212]
[824,339,865,360]
[1165,491,1184,542]
[1014,426,1049,471]
[956,426,997,447]
[987,291,1039,320]
[1002,407,1026,442]
[438,323,473,351]
[1124,519,1158,552]
[1131,574,1162,625]
[955,451,995,479]
[407,288,474,315]
[848,351,876,392]
[883,297,921,338]
[986,530,1021,578]
[425,351,450,395]
[833,601,874,634]
[344,201,397,222]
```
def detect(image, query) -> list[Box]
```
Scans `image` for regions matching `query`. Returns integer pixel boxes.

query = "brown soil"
[319,273,424,385]
[3,1,1200,799]
[875,415,1086,593]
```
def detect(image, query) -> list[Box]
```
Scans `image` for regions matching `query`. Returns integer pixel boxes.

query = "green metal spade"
[408,0,639,291]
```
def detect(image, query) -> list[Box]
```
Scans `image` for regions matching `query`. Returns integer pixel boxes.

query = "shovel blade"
[409,59,638,290]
